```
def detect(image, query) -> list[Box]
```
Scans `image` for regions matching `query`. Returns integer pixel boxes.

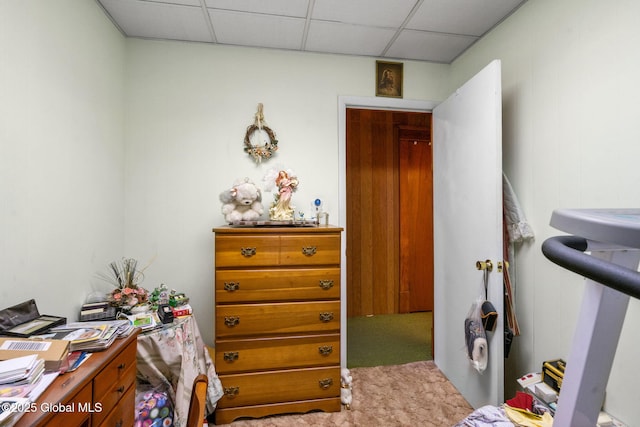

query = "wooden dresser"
[212,225,343,424]
[14,331,139,427]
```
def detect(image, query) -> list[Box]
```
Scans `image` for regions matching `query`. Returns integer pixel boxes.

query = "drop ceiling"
[96,0,526,63]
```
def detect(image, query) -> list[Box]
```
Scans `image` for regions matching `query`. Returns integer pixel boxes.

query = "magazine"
[37,325,115,352]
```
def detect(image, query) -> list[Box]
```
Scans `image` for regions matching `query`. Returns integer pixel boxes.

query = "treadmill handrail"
[542,236,640,300]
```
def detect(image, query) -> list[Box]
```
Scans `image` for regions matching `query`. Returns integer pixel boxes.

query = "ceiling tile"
[96,0,528,63]
[139,0,201,6]
[312,0,418,27]
[305,21,396,56]
[99,0,213,42]
[408,0,524,36]
[205,0,310,18]
[386,29,477,63]
[209,10,306,50]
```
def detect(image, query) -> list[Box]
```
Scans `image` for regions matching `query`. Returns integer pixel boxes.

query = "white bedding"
[454,405,514,427]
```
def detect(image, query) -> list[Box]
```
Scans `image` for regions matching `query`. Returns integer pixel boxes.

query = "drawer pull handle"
[117,385,125,394]
[319,280,334,290]
[302,246,317,256]
[319,312,334,322]
[224,316,240,327]
[224,281,240,292]
[224,386,240,398]
[319,378,333,390]
[117,363,126,370]
[240,247,256,257]
[223,351,239,362]
[318,345,333,356]
[115,421,123,427]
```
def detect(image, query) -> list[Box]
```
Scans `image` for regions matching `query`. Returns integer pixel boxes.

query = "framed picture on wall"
[376,60,403,98]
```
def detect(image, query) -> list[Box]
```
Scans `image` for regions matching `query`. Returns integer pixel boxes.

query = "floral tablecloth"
[136,316,223,426]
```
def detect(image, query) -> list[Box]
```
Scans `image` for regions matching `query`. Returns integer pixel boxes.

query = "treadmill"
[543,208,640,426]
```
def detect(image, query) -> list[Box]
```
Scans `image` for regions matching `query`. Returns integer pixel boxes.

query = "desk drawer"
[92,364,136,426]
[94,339,137,401]
[215,334,340,374]
[216,235,280,267]
[280,235,341,266]
[45,382,92,427]
[216,301,340,338]
[95,384,135,427]
[215,268,340,302]
[217,366,340,408]
[93,339,136,426]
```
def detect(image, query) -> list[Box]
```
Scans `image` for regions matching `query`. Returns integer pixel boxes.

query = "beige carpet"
[213,361,474,426]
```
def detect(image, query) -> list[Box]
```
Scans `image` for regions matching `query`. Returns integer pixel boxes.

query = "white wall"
[122,39,450,350]
[0,1,126,319]
[450,0,640,423]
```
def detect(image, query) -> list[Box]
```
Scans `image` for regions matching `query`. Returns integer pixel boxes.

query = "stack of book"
[44,319,134,351]
[0,355,44,388]
[0,372,59,425]
[41,325,114,352]
[0,396,30,425]
[0,355,58,425]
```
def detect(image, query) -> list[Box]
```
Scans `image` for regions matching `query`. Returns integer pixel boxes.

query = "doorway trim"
[338,96,438,368]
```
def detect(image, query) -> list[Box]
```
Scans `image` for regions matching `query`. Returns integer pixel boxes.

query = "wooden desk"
[13,330,139,427]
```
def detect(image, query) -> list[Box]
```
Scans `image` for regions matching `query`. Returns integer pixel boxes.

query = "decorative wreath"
[244,103,278,163]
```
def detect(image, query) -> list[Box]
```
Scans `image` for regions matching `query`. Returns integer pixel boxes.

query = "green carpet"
[347,311,433,368]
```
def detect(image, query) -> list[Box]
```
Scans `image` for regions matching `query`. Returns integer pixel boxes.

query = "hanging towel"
[502,173,534,243]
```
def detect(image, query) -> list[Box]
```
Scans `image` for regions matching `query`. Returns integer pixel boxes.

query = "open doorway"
[345,108,433,316]
[337,96,437,369]
[345,107,433,367]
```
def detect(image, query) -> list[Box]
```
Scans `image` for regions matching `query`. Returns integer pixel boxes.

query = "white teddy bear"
[219,177,264,223]
[341,368,353,410]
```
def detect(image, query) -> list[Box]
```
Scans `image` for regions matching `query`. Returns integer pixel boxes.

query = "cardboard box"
[534,382,558,403]
[171,304,192,317]
[0,337,70,372]
[517,372,542,388]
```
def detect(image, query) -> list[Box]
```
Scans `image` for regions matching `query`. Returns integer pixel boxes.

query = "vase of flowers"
[98,258,150,313]
[263,168,299,221]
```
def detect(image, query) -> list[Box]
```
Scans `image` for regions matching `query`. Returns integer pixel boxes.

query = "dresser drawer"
[217,366,340,408]
[215,334,340,374]
[216,267,340,302]
[94,339,137,401]
[95,383,135,427]
[92,339,137,425]
[216,235,280,267]
[216,301,340,338]
[45,382,92,427]
[280,235,341,266]
[92,363,136,426]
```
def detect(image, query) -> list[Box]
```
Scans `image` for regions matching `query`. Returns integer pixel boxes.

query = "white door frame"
[337,96,439,368]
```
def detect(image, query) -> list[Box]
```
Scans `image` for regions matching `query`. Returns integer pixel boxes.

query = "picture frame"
[0,299,67,337]
[4,315,66,337]
[376,60,403,98]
